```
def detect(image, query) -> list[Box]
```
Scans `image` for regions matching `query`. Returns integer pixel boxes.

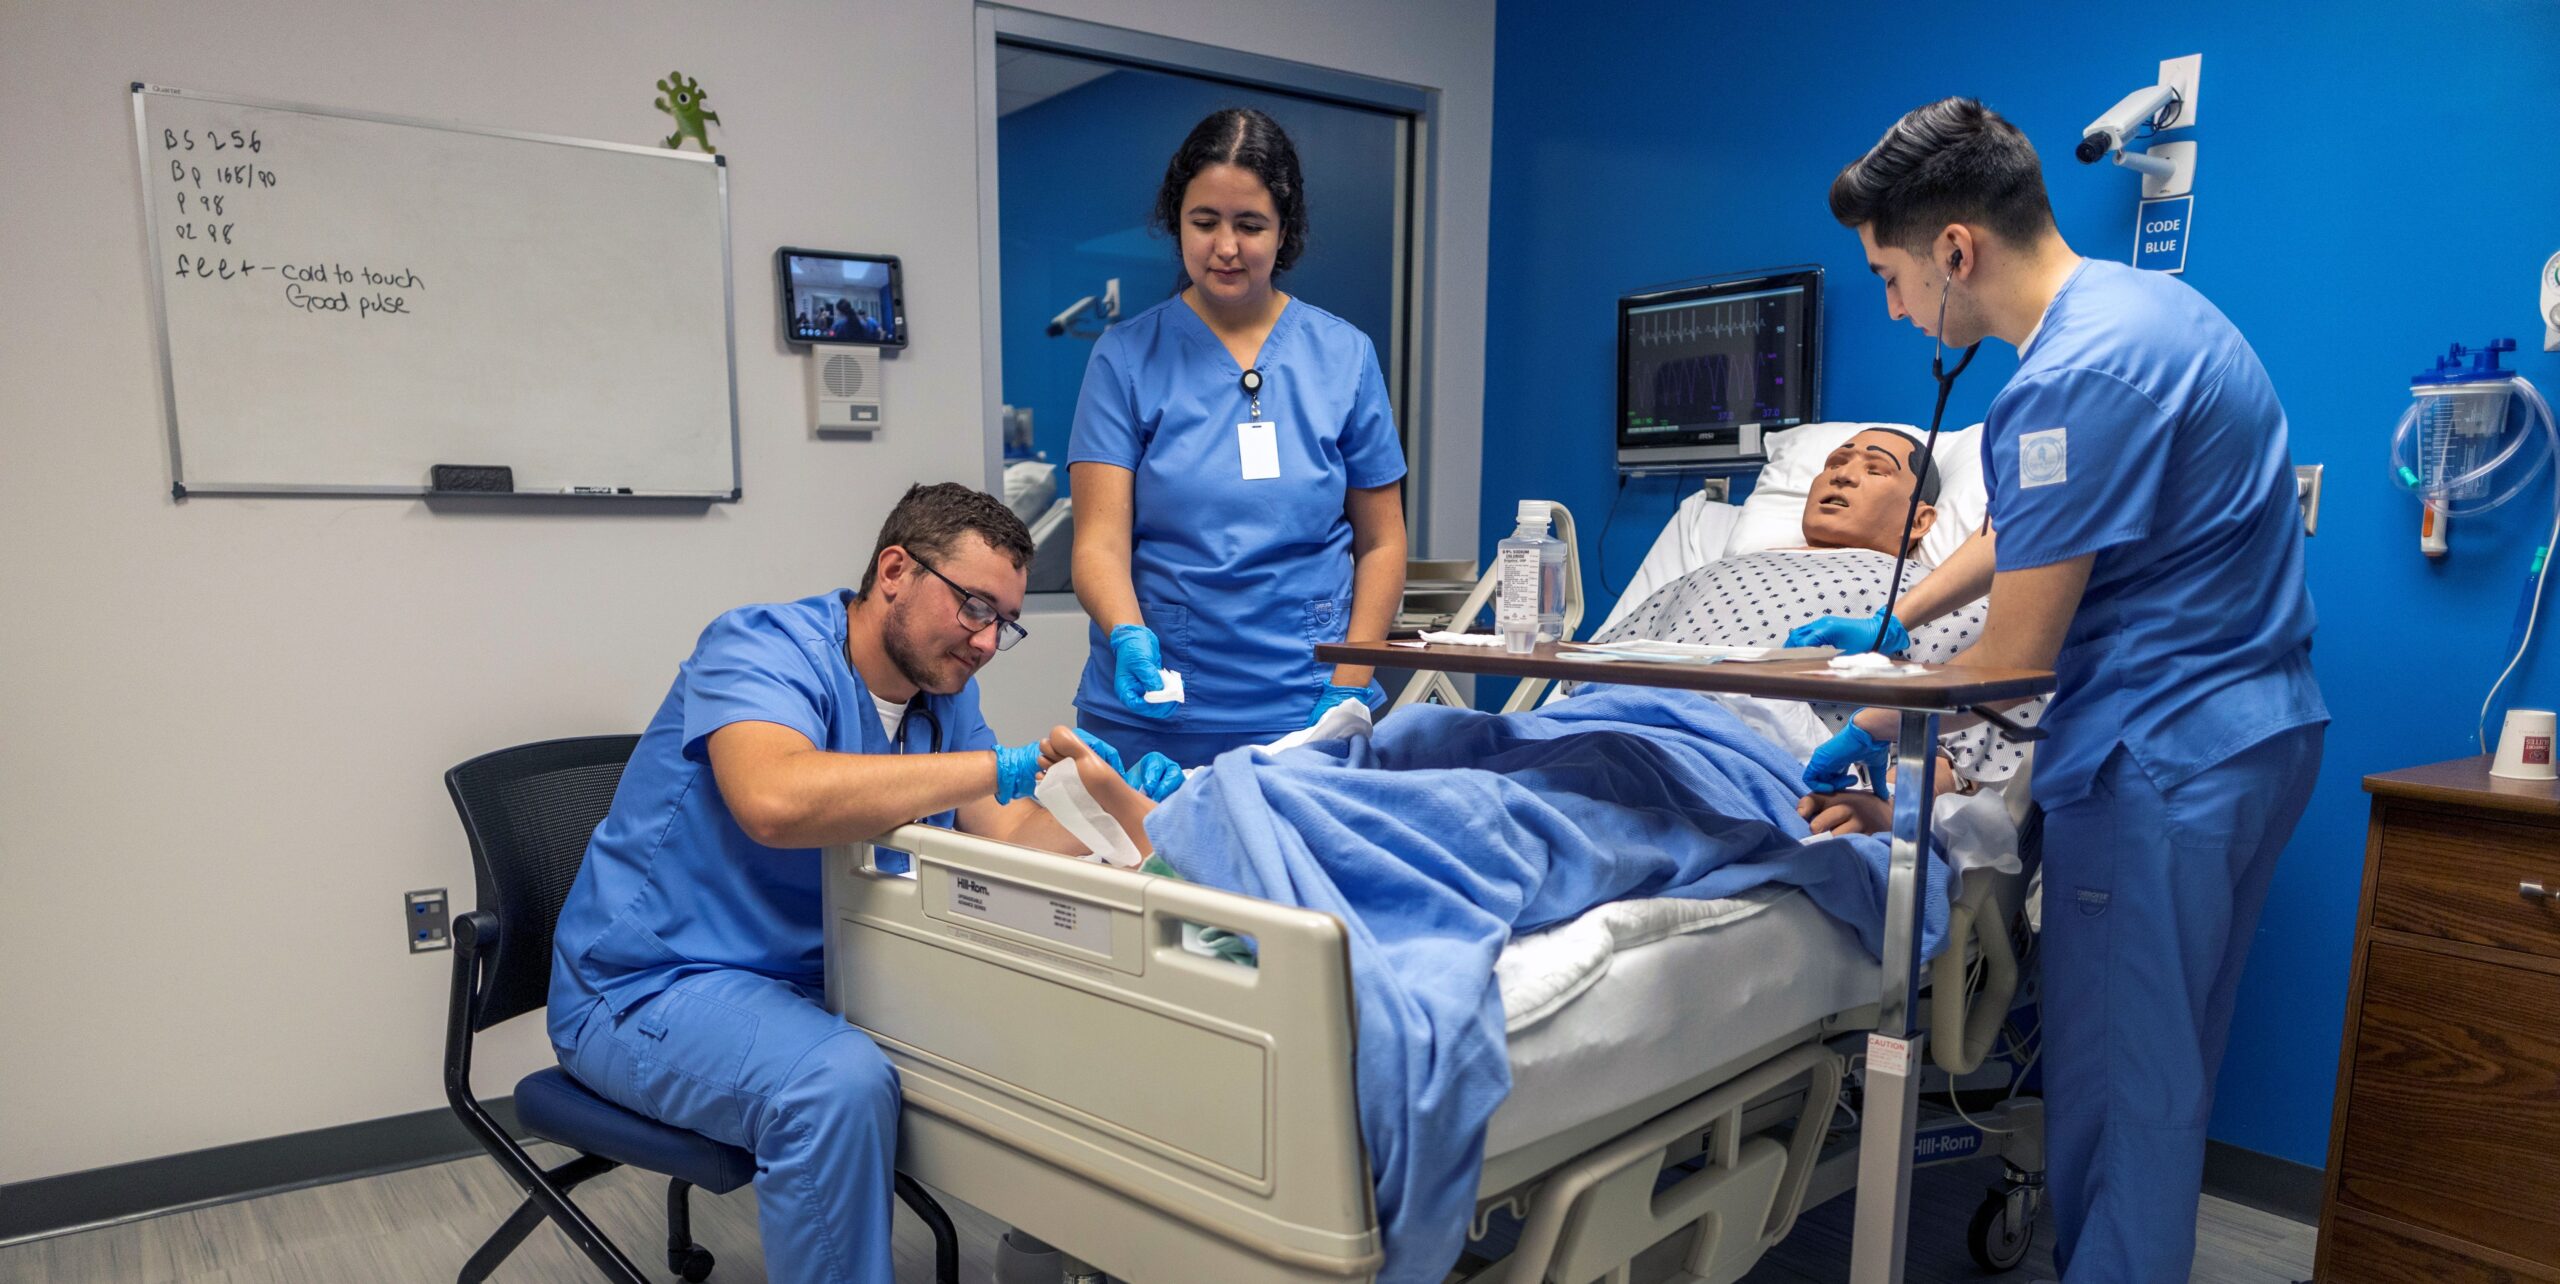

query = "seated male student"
[546,482,1157,1284]
[1584,425,2038,834]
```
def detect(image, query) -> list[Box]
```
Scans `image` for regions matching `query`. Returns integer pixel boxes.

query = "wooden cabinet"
[2318,758,2560,1282]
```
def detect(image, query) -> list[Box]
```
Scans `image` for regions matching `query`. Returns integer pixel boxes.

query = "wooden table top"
[1323,640,2055,713]
[2365,755,2560,820]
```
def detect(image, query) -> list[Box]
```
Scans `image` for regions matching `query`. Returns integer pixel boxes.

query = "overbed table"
[1318,640,2057,1284]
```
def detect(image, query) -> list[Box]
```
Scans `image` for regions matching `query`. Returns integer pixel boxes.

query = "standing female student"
[1069,107,1408,767]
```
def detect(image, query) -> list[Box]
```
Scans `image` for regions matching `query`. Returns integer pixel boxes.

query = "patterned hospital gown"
[1590,547,2040,786]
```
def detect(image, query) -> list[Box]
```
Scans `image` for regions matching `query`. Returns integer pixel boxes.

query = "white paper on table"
[1414,631,1509,648]
[1562,639,1836,664]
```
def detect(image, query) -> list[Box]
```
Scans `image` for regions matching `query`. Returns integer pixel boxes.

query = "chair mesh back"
[444,735,641,1031]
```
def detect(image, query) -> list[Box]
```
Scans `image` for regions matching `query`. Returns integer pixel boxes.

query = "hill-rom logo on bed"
[944,872,1112,954]
[1913,1122,1984,1162]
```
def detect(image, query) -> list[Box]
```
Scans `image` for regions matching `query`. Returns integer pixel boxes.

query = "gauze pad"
[1143,670,1186,704]
[1034,758,1148,868]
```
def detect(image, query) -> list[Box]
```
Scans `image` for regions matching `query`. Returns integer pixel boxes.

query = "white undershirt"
[871,693,908,746]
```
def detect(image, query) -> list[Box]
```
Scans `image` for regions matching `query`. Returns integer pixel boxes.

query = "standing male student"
[1793,99,2327,1282]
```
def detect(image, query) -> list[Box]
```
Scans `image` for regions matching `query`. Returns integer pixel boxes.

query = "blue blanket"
[1146,685,1951,1284]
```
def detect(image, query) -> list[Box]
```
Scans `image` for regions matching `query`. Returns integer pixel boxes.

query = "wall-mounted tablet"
[778,248,907,348]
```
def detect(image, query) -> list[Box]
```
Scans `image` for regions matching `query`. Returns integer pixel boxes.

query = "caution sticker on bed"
[1866,1032,1915,1077]
[945,871,1113,955]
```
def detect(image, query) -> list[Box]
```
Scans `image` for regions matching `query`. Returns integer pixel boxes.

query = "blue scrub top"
[1982,260,2326,808]
[1068,295,1406,733]
[547,589,996,1047]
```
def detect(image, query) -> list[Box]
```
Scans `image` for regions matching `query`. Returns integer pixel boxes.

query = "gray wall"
[0,0,1491,1184]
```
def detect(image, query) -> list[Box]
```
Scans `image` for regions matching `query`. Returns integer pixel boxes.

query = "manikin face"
[1856,223,1987,347]
[1179,162,1281,311]
[874,534,1026,695]
[1800,428,1938,555]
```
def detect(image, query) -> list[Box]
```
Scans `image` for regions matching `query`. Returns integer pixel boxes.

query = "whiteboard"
[133,85,739,498]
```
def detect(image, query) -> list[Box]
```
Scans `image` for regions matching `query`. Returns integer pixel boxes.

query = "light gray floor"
[0,1146,2312,1283]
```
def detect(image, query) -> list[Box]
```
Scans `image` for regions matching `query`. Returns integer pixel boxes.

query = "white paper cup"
[2491,708,2559,780]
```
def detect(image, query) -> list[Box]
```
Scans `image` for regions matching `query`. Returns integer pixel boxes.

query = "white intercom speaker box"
[811,348,883,433]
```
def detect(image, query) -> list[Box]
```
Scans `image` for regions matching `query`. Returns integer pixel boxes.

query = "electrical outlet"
[1699,477,1731,503]
[406,888,451,952]
[2158,53,2202,129]
[2296,464,2324,536]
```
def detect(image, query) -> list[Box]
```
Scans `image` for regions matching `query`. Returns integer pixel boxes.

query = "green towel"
[1138,855,1256,967]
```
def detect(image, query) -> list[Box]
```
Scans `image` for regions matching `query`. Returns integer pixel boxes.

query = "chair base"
[454,1132,963,1284]
[459,1151,645,1284]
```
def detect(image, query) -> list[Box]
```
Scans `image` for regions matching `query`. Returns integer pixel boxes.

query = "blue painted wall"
[1485,0,2560,1167]
[998,68,1401,492]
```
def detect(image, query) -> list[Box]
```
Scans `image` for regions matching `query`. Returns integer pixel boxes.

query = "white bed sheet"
[1485,886,1875,1157]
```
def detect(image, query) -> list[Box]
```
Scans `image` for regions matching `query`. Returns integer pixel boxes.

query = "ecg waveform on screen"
[1626,297,1795,426]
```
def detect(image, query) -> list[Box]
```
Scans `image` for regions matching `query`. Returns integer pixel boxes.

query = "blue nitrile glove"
[1109,623,1176,720]
[1122,752,1187,801]
[1308,683,1372,725]
[1804,720,1893,800]
[1071,729,1126,775]
[994,742,1041,805]
[1786,609,1911,657]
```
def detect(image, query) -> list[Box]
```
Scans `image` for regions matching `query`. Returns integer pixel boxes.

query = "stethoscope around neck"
[896,698,944,756]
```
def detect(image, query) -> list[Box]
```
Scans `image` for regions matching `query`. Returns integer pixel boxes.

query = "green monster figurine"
[654,71,720,153]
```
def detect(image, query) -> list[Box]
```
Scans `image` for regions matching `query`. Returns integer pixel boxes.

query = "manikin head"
[1799,427,1939,556]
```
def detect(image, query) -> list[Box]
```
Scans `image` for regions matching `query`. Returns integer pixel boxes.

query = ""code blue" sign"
[2134,196,2194,274]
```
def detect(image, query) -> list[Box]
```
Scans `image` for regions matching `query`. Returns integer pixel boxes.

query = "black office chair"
[442,734,958,1283]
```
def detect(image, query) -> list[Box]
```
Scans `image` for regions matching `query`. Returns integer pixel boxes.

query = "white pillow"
[1728,421,1987,567]
[1001,459,1058,525]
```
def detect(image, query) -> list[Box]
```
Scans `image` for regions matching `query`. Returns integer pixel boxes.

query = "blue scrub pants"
[2039,724,2321,1282]
[1075,710,1284,769]
[556,969,899,1284]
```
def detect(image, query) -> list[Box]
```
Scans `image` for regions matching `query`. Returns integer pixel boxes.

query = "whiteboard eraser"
[430,464,514,493]
[1143,670,1186,704]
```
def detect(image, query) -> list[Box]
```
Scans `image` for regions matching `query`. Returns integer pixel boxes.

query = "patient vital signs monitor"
[1617,267,1822,469]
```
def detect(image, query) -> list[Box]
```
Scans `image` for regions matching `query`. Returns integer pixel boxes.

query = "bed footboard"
[824,825,1382,1282]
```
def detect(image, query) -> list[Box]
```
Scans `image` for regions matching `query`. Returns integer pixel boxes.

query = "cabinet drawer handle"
[2526,882,2557,902]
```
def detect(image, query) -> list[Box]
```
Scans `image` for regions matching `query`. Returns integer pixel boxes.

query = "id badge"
[1236,421,1281,480]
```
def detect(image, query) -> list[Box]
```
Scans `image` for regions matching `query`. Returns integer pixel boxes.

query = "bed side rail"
[1928,867,2023,1076]
[824,824,1382,1278]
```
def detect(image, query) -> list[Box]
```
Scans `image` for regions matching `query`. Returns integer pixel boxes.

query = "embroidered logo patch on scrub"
[2019,427,2069,488]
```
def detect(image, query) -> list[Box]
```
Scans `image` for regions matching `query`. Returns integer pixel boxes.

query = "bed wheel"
[671,1244,715,1282]
[1966,1187,2035,1271]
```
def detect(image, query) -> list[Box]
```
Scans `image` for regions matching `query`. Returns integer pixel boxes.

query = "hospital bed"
[825,424,2051,1282]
